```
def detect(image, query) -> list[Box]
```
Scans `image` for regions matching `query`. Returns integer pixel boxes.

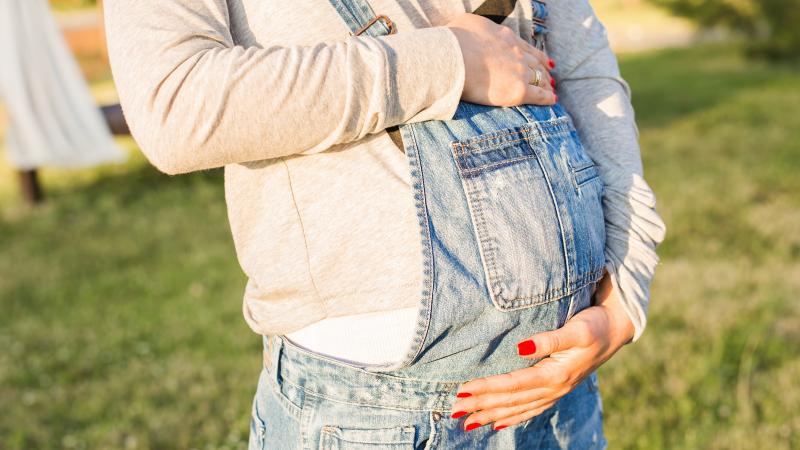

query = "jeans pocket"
[319,425,416,450]
[450,119,572,310]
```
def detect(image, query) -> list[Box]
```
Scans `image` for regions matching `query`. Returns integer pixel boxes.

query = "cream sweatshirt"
[104,0,666,360]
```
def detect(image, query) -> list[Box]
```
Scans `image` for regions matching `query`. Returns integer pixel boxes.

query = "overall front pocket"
[319,425,416,449]
[450,120,571,310]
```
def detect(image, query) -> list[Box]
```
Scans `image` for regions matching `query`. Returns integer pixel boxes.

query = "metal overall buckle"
[352,14,396,36]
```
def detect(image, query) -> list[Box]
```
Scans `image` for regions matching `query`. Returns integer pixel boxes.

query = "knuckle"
[500,393,518,408]
[548,333,562,353]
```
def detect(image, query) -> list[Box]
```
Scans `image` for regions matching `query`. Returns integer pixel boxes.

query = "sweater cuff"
[602,174,667,344]
[375,25,465,124]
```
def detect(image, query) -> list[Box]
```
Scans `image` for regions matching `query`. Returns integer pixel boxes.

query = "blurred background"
[1,0,798,448]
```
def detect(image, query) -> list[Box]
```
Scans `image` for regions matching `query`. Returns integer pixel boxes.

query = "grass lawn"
[1,42,799,449]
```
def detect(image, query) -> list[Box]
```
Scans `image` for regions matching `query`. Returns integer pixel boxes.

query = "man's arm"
[104,0,465,174]
[547,0,667,343]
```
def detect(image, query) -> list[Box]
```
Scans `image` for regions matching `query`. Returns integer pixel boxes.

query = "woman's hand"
[450,271,635,431]
[447,13,556,107]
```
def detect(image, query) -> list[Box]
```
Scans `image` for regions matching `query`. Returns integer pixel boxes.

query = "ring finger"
[524,54,553,90]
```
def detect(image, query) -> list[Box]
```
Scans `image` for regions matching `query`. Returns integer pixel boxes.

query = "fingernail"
[451,411,467,419]
[554,94,559,103]
[465,422,481,432]
[457,392,472,398]
[550,78,556,88]
[517,340,536,356]
[548,59,556,69]
[494,425,508,431]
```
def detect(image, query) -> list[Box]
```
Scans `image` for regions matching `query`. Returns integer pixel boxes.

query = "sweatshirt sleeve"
[546,1,667,343]
[103,0,465,175]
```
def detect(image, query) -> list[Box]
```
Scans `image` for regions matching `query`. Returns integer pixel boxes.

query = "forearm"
[104,0,464,174]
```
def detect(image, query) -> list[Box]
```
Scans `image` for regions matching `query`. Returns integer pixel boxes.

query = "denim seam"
[265,362,303,420]
[319,425,416,445]
[456,154,539,176]
[576,170,601,189]
[450,116,573,151]
[280,336,467,384]
[486,269,606,310]
[299,393,318,450]
[460,174,500,308]
[423,412,439,450]
[452,129,573,156]
[535,124,573,291]
[394,122,436,370]
[451,126,532,150]
[298,387,456,414]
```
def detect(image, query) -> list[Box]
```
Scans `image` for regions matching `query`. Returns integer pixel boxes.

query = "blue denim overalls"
[249,1,608,448]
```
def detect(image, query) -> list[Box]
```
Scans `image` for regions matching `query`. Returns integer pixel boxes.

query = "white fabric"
[285,307,419,366]
[0,0,125,169]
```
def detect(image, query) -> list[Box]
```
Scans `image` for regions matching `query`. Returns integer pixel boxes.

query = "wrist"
[595,272,635,348]
[601,298,635,348]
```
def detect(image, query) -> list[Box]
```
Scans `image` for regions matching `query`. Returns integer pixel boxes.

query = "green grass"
[1,43,799,449]
[602,44,800,449]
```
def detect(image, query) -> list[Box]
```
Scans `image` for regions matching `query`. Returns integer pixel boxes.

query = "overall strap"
[325,0,395,37]
[325,0,405,149]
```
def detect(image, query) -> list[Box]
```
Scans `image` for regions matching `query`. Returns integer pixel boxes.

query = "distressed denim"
[248,1,609,448]
[250,333,605,450]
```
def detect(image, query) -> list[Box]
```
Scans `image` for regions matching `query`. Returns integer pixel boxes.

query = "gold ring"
[530,69,543,87]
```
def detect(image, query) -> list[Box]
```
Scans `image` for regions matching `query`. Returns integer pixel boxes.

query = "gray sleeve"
[103,0,465,175]
[546,0,667,342]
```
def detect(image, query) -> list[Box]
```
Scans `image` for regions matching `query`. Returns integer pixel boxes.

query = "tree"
[648,0,800,59]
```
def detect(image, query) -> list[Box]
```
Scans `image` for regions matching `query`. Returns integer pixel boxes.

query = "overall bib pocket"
[450,119,570,311]
[450,115,606,311]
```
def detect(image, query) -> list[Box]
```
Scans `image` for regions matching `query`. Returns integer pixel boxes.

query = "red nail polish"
[550,78,556,88]
[517,340,536,356]
[457,392,472,398]
[465,423,481,432]
[451,411,467,419]
[548,59,556,69]
[494,425,508,431]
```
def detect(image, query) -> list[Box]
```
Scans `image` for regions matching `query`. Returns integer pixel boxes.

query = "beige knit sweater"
[105,0,666,343]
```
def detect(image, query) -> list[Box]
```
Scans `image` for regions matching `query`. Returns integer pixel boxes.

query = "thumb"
[517,323,583,359]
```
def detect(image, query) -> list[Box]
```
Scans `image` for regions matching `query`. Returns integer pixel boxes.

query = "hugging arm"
[104,0,465,174]
[549,0,667,343]
[450,0,667,430]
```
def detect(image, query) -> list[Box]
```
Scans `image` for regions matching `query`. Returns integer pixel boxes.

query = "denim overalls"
[249,1,608,448]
